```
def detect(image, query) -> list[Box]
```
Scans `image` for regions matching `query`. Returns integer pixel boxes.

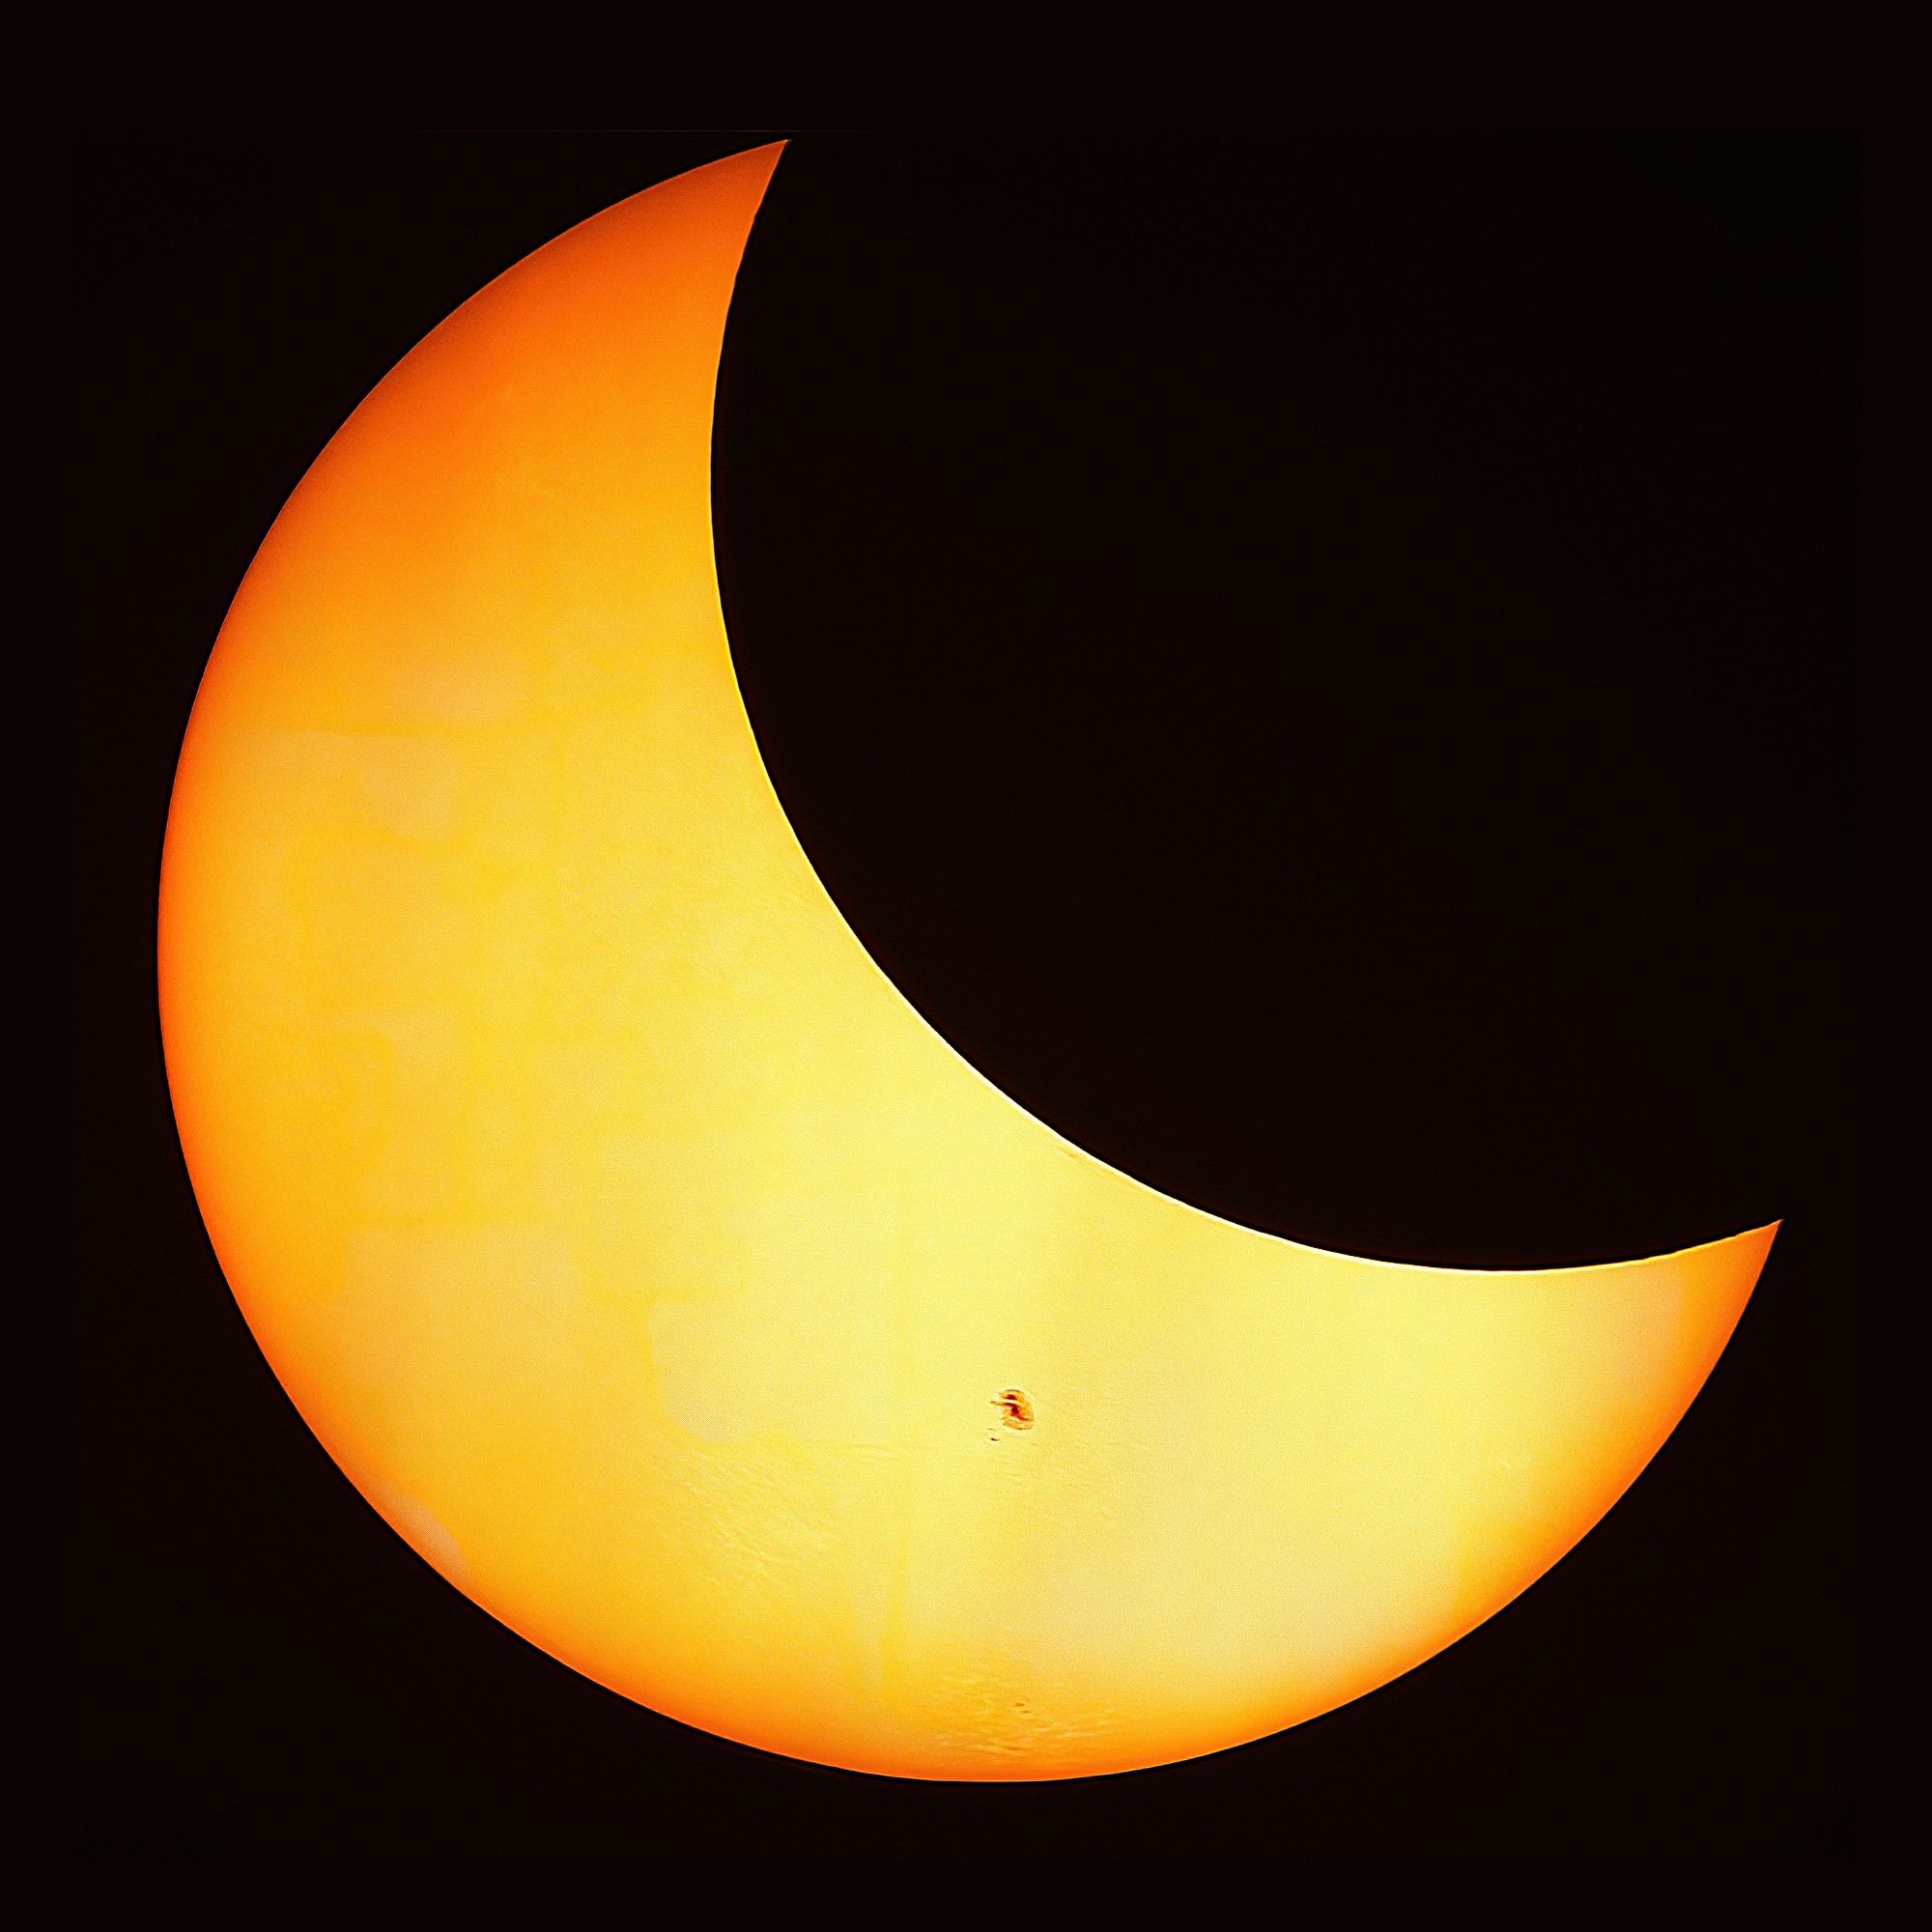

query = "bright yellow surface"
[158,144,1773,1780]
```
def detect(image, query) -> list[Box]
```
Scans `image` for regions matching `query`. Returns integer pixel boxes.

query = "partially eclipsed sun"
[158,143,1774,1781]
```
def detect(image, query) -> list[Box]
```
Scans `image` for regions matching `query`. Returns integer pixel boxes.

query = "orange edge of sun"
[157,143,1776,1782]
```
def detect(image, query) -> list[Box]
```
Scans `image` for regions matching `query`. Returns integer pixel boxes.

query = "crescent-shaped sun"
[157,143,1775,1781]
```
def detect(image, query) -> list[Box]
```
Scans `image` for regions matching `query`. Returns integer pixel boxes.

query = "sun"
[159,142,1772,1780]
